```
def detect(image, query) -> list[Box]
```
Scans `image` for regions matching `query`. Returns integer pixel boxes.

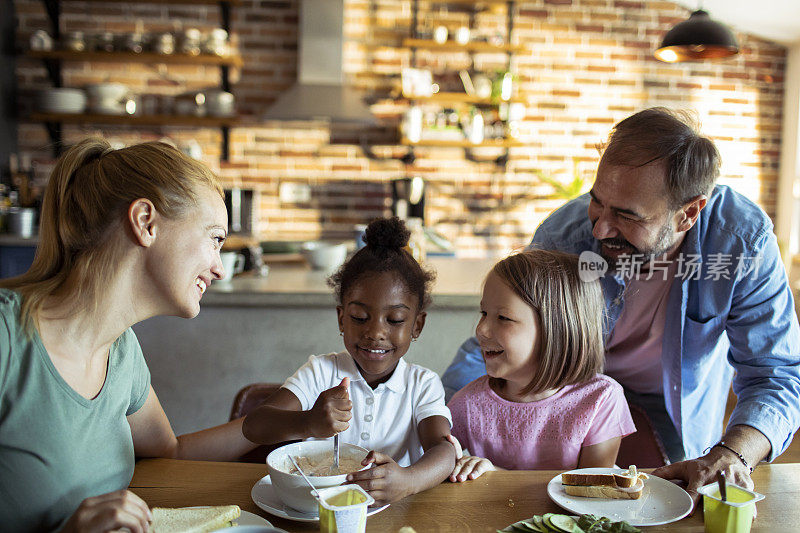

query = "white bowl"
[38,88,87,113]
[301,241,348,272]
[85,83,128,102]
[266,441,369,514]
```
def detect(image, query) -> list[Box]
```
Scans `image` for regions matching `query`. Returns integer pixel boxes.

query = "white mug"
[220,252,244,282]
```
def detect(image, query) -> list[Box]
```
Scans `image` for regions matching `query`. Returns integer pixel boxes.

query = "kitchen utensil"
[8,208,36,238]
[301,242,347,272]
[180,28,202,55]
[152,32,175,55]
[93,32,115,52]
[333,434,340,474]
[265,441,369,514]
[85,83,129,103]
[717,470,727,501]
[251,475,390,523]
[220,251,245,282]
[288,455,319,498]
[205,89,235,117]
[455,26,470,45]
[30,30,53,51]
[38,88,87,114]
[61,31,86,52]
[203,28,229,56]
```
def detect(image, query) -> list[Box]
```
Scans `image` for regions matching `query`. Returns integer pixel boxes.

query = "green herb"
[576,514,640,533]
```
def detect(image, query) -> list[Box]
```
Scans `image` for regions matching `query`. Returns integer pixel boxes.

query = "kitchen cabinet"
[400,0,522,165]
[27,0,241,160]
[0,237,38,279]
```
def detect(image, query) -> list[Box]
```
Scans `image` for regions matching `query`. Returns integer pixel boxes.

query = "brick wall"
[13,0,786,256]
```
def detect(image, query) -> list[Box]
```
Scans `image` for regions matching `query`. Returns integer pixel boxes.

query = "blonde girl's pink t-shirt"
[447,374,635,470]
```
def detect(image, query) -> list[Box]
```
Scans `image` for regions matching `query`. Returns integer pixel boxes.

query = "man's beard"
[599,221,676,272]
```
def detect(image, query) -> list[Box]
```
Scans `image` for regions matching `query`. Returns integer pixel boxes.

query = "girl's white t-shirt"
[283,351,452,466]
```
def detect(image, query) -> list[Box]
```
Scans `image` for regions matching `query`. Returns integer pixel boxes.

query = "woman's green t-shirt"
[0,289,151,532]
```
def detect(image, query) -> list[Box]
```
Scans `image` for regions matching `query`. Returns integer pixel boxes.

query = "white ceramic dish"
[85,83,128,102]
[38,88,87,113]
[301,241,348,272]
[266,440,370,514]
[182,507,273,529]
[547,467,693,526]
[90,103,126,115]
[250,474,389,523]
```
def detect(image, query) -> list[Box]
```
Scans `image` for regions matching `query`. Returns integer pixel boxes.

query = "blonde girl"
[448,249,635,481]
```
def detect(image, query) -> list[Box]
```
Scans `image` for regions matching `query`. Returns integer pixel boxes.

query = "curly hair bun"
[363,216,410,249]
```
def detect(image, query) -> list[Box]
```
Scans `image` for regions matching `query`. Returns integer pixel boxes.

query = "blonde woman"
[0,139,256,533]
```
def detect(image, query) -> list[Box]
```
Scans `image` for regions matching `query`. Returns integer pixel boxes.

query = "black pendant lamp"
[654,9,739,63]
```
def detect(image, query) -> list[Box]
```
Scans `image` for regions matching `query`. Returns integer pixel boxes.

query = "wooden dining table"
[129,459,800,532]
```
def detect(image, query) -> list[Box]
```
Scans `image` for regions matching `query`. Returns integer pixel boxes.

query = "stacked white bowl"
[85,83,129,115]
[37,88,87,114]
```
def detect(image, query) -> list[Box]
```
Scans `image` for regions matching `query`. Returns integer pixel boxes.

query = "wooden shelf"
[29,112,238,127]
[62,0,242,4]
[412,0,514,4]
[28,50,243,68]
[401,136,524,148]
[404,92,524,105]
[403,38,524,53]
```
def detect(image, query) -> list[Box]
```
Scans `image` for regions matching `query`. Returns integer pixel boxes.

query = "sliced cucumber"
[548,514,581,533]
[542,513,582,533]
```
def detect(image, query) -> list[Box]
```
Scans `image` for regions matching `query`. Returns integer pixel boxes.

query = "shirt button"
[361,432,370,440]
[365,397,374,405]
[364,414,373,422]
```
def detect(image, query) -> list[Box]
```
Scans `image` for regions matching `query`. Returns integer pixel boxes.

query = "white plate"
[251,474,389,523]
[184,507,273,528]
[547,467,693,526]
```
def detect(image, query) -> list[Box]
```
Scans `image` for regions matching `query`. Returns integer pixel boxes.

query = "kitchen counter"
[0,233,38,246]
[205,257,494,308]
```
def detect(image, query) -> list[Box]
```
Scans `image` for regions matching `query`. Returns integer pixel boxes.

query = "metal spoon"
[333,433,340,475]
[717,470,727,501]
[289,455,319,498]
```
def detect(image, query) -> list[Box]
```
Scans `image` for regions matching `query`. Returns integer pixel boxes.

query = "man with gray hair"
[442,107,800,505]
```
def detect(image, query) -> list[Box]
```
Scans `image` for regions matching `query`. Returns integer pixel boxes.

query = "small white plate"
[184,507,272,528]
[250,474,389,523]
[547,467,693,526]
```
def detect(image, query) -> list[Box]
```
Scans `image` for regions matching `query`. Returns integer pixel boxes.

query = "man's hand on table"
[652,448,754,512]
[652,425,769,515]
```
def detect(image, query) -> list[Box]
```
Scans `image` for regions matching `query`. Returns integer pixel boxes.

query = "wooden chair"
[615,403,670,469]
[230,383,298,463]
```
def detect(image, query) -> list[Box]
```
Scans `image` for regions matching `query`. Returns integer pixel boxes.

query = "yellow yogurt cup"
[315,484,375,533]
[698,482,764,533]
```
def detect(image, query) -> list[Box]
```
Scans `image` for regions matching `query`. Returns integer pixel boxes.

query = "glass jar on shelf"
[203,29,229,56]
[152,32,175,55]
[406,217,426,263]
[179,28,202,56]
[62,31,86,52]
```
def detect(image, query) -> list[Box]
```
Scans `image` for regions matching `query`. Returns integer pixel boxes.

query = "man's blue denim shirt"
[442,185,800,461]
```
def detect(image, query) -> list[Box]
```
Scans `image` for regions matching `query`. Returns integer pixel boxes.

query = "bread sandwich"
[561,466,649,500]
[148,505,241,533]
